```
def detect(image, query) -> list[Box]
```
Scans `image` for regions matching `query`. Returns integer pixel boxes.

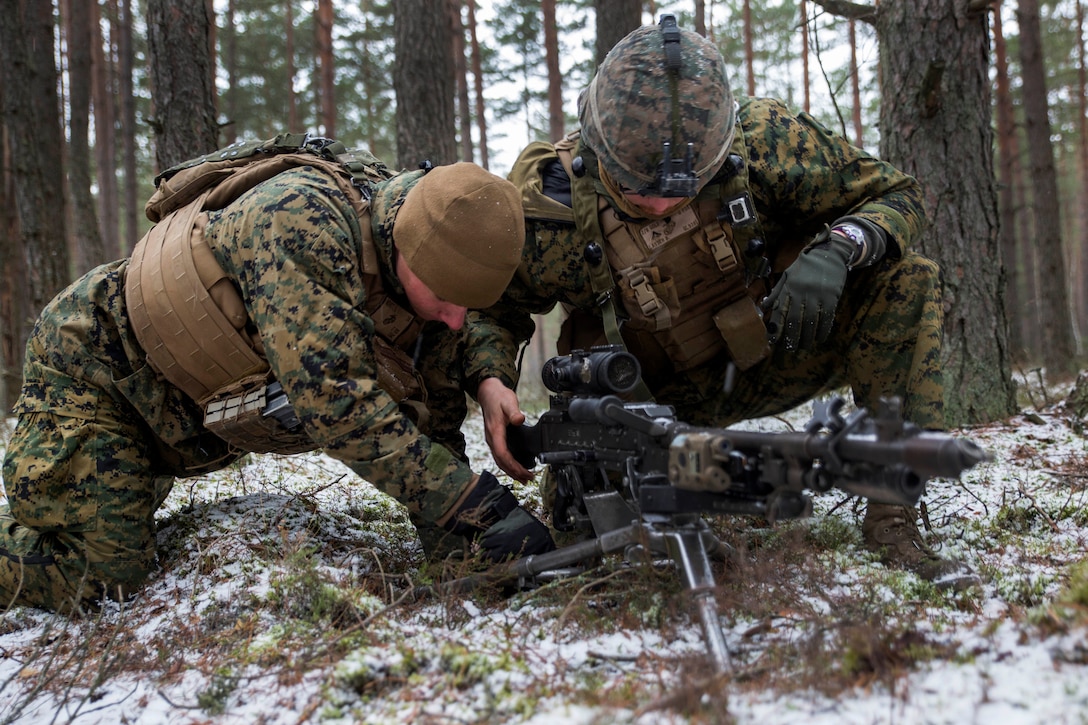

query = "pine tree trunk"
[118,0,139,253]
[286,0,298,132]
[800,0,811,113]
[1076,0,1088,351]
[65,0,106,274]
[874,0,1017,424]
[1017,0,1078,378]
[467,0,488,169]
[315,0,335,138]
[992,2,1026,361]
[394,0,456,168]
[94,0,119,262]
[0,0,71,409]
[0,137,14,410]
[543,0,564,142]
[594,0,641,66]
[848,19,862,146]
[223,0,237,135]
[451,0,473,162]
[743,0,755,95]
[146,0,220,169]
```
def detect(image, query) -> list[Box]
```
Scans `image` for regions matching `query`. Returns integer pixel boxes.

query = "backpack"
[146,133,392,222]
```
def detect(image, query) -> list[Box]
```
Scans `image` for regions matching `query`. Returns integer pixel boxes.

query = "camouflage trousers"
[0,395,186,613]
[0,262,472,612]
[650,251,945,430]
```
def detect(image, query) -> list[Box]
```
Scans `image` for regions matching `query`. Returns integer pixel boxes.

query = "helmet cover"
[579,16,736,196]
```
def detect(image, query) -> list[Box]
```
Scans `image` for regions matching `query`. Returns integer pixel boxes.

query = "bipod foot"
[661,519,732,673]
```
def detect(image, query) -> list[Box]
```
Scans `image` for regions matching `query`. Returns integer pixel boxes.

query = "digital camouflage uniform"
[464,95,943,430]
[0,166,481,611]
[467,13,981,587]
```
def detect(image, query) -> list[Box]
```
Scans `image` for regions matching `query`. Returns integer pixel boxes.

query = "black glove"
[764,228,854,350]
[444,471,556,562]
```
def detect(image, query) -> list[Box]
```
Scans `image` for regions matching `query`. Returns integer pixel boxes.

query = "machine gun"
[440,346,991,672]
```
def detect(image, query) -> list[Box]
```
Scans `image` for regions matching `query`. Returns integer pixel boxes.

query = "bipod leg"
[662,522,732,674]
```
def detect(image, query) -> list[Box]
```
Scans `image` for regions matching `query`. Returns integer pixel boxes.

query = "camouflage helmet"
[579,15,736,197]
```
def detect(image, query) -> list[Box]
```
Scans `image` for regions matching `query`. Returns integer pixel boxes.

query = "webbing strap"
[563,144,655,402]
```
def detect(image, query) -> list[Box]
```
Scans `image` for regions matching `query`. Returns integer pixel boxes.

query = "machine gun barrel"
[715,427,990,481]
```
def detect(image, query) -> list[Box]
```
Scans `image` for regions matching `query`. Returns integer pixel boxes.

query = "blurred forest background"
[0,0,1084,426]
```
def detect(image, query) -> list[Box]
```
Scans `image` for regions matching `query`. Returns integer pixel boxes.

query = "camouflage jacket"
[17,166,472,521]
[463,96,927,391]
[201,167,471,500]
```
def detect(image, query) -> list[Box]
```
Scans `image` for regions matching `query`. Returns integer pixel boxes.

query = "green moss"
[196,668,238,715]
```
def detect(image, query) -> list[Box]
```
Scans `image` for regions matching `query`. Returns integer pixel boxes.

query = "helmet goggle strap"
[639,14,700,198]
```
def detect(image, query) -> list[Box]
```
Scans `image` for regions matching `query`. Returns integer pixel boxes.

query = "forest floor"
[2,373,1088,724]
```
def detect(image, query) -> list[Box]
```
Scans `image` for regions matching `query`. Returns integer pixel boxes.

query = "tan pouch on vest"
[203,373,314,454]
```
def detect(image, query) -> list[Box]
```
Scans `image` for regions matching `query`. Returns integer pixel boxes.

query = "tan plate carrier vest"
[125,134,425,454]
[516,130,776,396]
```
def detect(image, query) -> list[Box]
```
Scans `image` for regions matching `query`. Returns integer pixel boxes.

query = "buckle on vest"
[703,224,740,276]
[623,268,672,329]
[299,132,334,152]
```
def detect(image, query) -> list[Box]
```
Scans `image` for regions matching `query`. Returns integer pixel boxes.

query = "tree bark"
[316,0,335,137]
[594,0,641,66]
[743,0,755,95]
[1076,0,1088,350]
[991,1,1027,361]
[222,0,237,135]
[869,0,1017,424]
[118,0,140,253]
[800,0,811,113]
[0,0,71,410]
[451,0,473,161]
[543,0,564,142]
[146,0,219,170]
[285,0,299,132]
[95,0,120,261]
[394,0,456,169]
[1016,0,1077,378]
[848,19,863,146]
[467,0,488,169]
[65,0,106,274]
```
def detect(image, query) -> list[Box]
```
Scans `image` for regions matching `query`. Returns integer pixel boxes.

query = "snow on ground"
[2,386,1088,724]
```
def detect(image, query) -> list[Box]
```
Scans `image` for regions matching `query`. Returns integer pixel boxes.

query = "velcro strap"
[369,295,422,350]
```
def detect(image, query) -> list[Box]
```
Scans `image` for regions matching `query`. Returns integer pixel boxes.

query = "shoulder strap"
[146,133,393,222]
[508,138,577,223]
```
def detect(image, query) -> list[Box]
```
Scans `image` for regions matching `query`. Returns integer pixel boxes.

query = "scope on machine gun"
[540,344,641,396]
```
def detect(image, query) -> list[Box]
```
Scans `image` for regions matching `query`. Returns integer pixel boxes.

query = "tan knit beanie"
[393,162,525,309]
